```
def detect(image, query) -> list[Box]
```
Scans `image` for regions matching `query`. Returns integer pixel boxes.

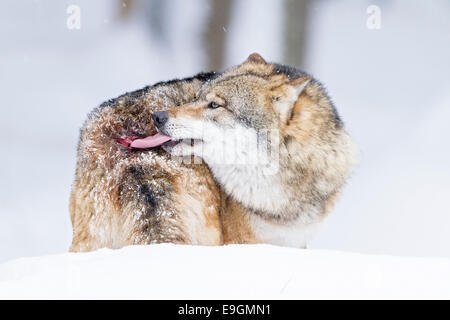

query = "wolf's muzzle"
[152,111,169,129]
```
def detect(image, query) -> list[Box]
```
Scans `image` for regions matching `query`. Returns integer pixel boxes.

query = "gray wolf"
[137,53,358,248]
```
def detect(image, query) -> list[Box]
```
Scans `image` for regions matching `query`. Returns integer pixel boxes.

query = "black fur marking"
[283,135,293,146]
[126,165,173,211]
[139,184,157,208]
[128,165,144,179]
[152,71,219,88]
[191,71,221,83]
[272,63,309,80]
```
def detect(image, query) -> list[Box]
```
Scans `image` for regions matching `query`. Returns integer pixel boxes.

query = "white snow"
[1,244,450,299]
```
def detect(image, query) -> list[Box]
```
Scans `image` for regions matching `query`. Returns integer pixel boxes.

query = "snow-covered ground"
[1,244,450,299]
[0,0,450,264]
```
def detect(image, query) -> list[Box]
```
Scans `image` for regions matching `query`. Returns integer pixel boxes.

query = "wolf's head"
[145,53,318,168]
[131,53,356,218]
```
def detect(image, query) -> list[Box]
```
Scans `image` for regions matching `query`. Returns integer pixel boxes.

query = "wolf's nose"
[152,111,169,128]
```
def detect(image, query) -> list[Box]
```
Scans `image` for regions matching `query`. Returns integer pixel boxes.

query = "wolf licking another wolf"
[69,72,223,251]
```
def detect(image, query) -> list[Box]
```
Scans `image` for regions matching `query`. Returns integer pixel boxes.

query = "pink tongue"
[130,132,172,149]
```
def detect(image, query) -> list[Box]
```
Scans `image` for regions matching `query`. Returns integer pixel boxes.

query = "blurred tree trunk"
[119,0,134,19]
[119,0,168,43]
[204,0,234,71]
[146,0,168,43]
[283,0,310,68]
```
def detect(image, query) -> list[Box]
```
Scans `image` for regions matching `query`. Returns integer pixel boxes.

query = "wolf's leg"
[69,171,108,252]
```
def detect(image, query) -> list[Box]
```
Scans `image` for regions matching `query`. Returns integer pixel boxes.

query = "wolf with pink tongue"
[69,72,224,251]
[70,53,357,251]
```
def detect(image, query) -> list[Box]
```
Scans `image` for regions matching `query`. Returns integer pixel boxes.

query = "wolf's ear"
[245,53,267,64]
[273,76,311,123]
[290,76,311,98]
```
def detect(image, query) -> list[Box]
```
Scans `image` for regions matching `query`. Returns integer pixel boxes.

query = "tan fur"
[70,75,224,252]
[172,165,223,245]
[70,54,357,251]
[167,103,205,120]
[220,191,260,244]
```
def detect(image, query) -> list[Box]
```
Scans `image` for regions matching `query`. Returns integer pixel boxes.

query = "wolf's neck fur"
[208,152,328,248]
[203,121,356,227]
[209,163,290,217]
[204,144,324,225]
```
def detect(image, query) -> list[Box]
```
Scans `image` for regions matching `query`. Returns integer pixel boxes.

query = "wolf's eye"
[272,96,281,102]
[208,101,221,109]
